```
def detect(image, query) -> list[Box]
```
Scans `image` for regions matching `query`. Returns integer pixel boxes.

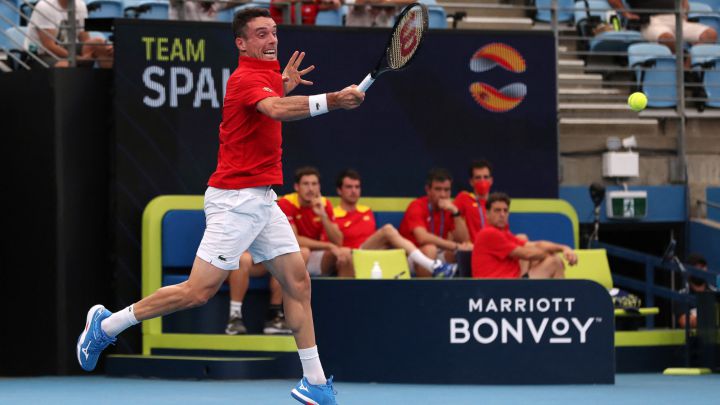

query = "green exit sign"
[607,191,648,219]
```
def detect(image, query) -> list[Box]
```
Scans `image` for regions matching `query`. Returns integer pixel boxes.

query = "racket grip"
[358,74,374,92]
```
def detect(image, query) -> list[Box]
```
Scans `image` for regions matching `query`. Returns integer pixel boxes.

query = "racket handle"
[358,74,374,92]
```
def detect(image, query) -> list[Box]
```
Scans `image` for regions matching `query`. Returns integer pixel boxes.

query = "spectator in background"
[271,0,342,25]
[472,192,575,279]
[608,0,717,54]
[278,167,354,277]
[346,0,413,27]
[454,159,494,243]
[26,0,113,68]
[675,253,717,328]
[334,169,458,277]
[169,1,224,21]
[226,250,310,335]
[399,168,472,277]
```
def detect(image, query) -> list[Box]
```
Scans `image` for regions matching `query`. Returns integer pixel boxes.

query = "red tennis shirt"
[399,196,455,246]
[454,191,487,242]
[208,56,284,189]
[277,193,335,240]
[334,204,376,249]
[472,226,527,279]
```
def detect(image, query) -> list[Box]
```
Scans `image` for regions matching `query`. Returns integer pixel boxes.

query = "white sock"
[409,249,436,271]
[230,301,242,318]
[101,305,139,337]
[298,346,327,385]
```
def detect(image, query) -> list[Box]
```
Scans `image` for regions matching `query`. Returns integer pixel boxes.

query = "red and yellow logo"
[469,43,527,113]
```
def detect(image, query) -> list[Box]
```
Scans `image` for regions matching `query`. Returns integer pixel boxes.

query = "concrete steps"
[558,73,604,88]
[454,16,534,30]
[560,117,661,136]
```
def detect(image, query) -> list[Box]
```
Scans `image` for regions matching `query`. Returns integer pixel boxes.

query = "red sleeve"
[277,199,296,224]
[325,200,335,221]
[477,229,520,260]
[454,192,471,216]
[404,200,427,232]
[446,210,456,233]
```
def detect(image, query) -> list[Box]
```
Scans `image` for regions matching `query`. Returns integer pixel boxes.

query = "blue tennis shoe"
[76,304,116,371]
[432,261,457,278]
[291,376,337,405]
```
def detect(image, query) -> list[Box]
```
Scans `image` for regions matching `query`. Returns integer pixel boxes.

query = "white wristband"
[308,93,329,117]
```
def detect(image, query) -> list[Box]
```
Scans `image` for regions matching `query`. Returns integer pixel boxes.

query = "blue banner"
[311,279,614,384]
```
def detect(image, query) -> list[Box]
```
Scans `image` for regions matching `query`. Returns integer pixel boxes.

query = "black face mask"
[690,277,707,287]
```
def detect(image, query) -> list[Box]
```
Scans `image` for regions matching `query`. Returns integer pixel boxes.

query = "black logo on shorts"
[315,102,320,111]
[218,255,227,262]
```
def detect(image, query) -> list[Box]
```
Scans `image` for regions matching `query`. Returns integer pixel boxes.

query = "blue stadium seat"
[216,2,271,23]
[689,1,720,37]
[86,0,124,18]
[315,5,347,26]
[124,0,168,19]
[691,43,720,107]
[574,1,643,54]
[0,0,20,50]
[427,5,447,29]
[628,43,677,107]
[534,0,574,23]
[694,0,720,10]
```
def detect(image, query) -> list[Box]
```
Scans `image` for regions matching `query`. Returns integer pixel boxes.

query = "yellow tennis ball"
[628,92,647,112]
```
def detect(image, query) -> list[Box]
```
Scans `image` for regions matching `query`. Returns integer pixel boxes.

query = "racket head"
[373,3,428,77]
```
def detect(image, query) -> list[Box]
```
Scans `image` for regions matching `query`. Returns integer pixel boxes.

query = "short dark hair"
[294,166,321,184]
[486,192,510,210]
[687,253,708,268]
[232,8,271,39]
[336,169,361,189]
[426,168,453,186]
[469,159,493,178]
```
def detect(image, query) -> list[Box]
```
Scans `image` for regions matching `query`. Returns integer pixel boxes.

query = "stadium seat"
[124,0,168,20]
[2,26,29,69]
[87,0,124,18]
[216,2,271,23]
[628,42,677,107]
[694,0,720,10]
[427,5,447,29]
[564,249,614,289]
[315,5,347,26]
[352,249,410,279]
[0,0,19,50]
[691,43,720,107]
[689,1,720,37]
[574,0,643,55]
[534,0,574,23]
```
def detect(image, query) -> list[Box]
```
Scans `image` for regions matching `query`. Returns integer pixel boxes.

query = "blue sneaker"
[291,376,337,405]
[76,304,116,371]
[432,261,457,278]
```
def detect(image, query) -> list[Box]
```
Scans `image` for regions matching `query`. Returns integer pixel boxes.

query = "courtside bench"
[140,195,580,355]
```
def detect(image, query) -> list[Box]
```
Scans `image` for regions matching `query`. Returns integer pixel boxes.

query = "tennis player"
[77,8,363,404]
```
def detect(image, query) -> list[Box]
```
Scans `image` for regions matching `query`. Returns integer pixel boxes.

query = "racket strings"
[388,6,425,70]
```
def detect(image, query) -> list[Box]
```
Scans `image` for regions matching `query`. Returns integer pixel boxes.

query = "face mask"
[474,179,492,196]
[690,277,706,287]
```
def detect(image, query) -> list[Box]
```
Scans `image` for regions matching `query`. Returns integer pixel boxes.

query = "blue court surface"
[0,374,718,404]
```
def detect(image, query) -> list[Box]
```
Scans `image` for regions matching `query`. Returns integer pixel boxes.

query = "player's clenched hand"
[311,196,326,217]
[329,85,365,110]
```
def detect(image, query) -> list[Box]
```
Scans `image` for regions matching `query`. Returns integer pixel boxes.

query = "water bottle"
[370,261,383,279]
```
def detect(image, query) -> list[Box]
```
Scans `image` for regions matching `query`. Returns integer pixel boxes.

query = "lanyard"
[476,196,486,229]
[428,203,445,237]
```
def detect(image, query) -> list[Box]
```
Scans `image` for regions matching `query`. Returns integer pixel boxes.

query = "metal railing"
[595,241,720,329]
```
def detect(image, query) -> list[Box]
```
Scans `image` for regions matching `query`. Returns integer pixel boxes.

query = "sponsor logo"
[263,87,274,93]
[298,380,309,392]
[450,297,600,345]
[218,255,227,262]
[468,43,527,113]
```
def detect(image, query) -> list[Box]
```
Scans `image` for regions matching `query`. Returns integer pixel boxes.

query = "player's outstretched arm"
[256,86,365,122]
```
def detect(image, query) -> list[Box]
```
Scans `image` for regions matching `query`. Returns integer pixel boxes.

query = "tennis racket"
[357,3,429,92]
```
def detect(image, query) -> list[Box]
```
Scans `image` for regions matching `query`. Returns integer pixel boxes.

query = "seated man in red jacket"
[472,192,577,279]
[333,169,457,277]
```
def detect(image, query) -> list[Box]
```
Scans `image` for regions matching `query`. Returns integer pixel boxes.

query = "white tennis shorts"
[196,186,300,271]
